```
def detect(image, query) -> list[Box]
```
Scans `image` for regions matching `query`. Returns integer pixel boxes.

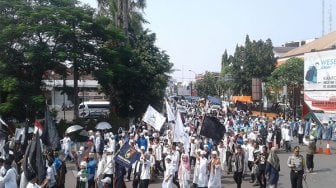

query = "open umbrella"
[96,122,112,130]
[69,130,89,142]
[65,125,83,134]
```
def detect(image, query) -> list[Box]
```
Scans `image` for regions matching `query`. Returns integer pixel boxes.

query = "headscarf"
[178,153,190,179]
[267,148,280,171]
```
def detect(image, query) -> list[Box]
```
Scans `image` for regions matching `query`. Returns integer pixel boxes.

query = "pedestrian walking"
[162,156,174,188]
[265,147,280,188]
[287,146,305,188]
[208,151,221,188]
[233,145,244,188]
[178,153,190,188]
[303,135,316,173]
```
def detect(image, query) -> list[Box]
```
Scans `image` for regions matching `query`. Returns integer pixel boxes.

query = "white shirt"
[0,168,17,188]
[26,182,40,188]
[140,159,151,180]
[46,166,56,187]
[154,144,162,161]
[190,142,196,157]
[247,144,255,162]
[172,150,180,172]
[103,155,115,175]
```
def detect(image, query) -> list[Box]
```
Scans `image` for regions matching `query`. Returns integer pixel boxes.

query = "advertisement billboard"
[304,49,336,91]
[304,49,336,113]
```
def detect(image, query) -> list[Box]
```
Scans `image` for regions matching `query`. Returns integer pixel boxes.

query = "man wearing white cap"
[197,150,209,188]
[139,153,151,188]
[162,156,174,188]
[171,144,180,188]
[189,137,197,167]
[153,138,164,175]
[208,151,221,188]
[102,149,115,187]
[192,149,202,188]
[107,133,116,153]
[217,140,226,171]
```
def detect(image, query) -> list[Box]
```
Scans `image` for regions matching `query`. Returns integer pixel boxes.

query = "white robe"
[162,164,174,188]
[178,165,190,188]
[208,163,221,188]
[192,158,200,184]
[197,157,209,187]
[218,146,226,171]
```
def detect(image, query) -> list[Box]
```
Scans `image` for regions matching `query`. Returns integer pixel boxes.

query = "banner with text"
[304,49,336,91]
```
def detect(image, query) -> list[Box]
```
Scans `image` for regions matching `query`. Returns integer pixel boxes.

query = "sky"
[81,0,330,81]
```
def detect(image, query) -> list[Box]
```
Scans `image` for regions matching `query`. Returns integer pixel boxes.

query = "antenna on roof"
[329,0,333,32]
[322,0,325,36]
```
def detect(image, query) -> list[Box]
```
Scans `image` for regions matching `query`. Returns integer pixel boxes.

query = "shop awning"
[232,96,252,103]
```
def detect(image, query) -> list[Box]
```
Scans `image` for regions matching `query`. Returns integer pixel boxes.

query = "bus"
[78,101,110,118]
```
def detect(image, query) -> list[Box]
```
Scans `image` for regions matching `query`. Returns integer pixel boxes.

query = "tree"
[194,72,223,98]
[222,35,276,95]
[0,0,122,120]
[95,30,172,118]
[266,57,304,105]
[97,0,147,36]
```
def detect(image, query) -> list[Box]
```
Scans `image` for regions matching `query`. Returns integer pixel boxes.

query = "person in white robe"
[192,149,201,188]
[63,134,73,160]
[197,151,209,188]
[178,153,190,188]
[208,151,221,188]
[217,140,226,171]
[162,156,174,188]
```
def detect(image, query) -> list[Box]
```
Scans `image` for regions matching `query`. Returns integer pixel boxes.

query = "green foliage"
[266,57,304,103]
[0,0,172,122]
[194,72,224,98]
[221,35,276,95]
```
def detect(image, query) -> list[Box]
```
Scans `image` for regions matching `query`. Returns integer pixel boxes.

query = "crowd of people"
[0,98,334,188]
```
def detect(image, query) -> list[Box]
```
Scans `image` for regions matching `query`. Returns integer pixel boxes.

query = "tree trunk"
[122,0,129,35]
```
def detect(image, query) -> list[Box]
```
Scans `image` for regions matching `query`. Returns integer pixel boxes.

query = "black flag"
[200,116,226,142]
[23,132,46,183]
[42,106,61,150]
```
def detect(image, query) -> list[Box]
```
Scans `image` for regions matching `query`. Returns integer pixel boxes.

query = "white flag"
[173,111,185,143]
[165,99,175,122]
[142,105,166,131]
[173,111,189,152]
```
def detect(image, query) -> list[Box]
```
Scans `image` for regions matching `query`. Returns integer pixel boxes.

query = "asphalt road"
[65,139,336,188]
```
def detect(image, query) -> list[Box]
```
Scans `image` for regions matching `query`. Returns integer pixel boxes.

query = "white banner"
[173,111,189,152]
[304,50,336,91]
[142,105,166,131]
[165,99,175,122]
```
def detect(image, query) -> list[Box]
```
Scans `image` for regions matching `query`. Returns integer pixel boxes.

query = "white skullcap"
[211,151,217,155]
[140,146,145,150]
[80,161,87,167]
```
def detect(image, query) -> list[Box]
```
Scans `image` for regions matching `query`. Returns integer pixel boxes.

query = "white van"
[78,101,110,118]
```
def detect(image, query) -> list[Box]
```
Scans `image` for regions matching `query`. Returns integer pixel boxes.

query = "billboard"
[304,49,336,91]
[304,50,336,113]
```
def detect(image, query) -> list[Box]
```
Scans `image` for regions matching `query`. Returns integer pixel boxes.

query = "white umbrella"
[96,122,112,130]
[65,125,83,134]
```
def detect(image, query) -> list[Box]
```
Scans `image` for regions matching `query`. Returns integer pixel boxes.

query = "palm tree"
[96,0,147,35]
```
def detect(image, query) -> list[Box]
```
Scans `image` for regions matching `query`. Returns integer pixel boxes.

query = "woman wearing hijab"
[178,153,190,188]
[265,147,280,188]
[208,151,221,188]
